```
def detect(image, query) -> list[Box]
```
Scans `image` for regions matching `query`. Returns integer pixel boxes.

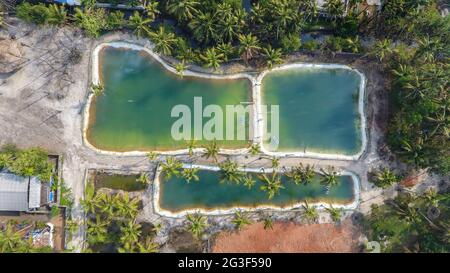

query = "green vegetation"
[93,173,147,192]
[81,182,158,253]
[0,144,54,182]
[369,167,400,189]
[232,211,252,230]
[185,213,209,238]
[364,189,450,253]
[0,222,53,253]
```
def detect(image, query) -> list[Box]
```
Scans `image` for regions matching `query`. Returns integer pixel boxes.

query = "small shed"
[0,173,42,212]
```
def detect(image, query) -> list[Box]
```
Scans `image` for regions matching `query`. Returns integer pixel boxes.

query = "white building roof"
[0,173,42,211]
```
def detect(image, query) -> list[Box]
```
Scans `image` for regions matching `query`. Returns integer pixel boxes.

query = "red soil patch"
[212,220,361,253]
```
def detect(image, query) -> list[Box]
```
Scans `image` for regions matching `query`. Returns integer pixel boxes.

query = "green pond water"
[159,170,355,212]
[88,47,251,151]
[93,173,146,192]
[262,68,362,154]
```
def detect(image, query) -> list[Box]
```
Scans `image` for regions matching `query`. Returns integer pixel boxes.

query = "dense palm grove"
[0,0,448,253]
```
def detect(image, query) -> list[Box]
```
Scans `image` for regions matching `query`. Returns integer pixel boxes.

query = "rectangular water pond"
[158,169,355,212]
[87,47,252,151]
[261,68,363,155]
[93,172,146,192]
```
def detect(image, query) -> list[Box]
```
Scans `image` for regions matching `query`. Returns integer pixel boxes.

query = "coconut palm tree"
[128,11,152,38]
[188,11,217,44]
[175,61,188,78]
[148,26,177,56]
[186,139,196,157]
[137,237,159,253]
[96,193,117,219]
[301,0,318,22]
[232,211,251,230]
[345,36,361,53]
[323,0,345,21]
[120,220,142,247]
[370,39,393,62]
[116,193,140,219]
[47,4,67,25]
[302,200,319,223]
[270,157,280,169]
[143,0,160,21]
[238,34,261,64]
[249,143,261,155]
[167,0,199,22]
[242,174,256,189]
[185,213,208,238]
[203,139,219,161]
[258,172,284,200]
[201,47,224,71]
[262,45,283,69]
[161,157,182,179]
[90,83,104,96]
[0,223,28,253]
[372,167,398,189]
[147,151,159,161]
[325,204,342,223]
[319,167,339,188]
[263,217,274,230]
[80,181,98,214]
[219,160,243,184]
[216,42,235,62]
[137,172,150,186]
[87,216,108,244]
[181,167,200,183]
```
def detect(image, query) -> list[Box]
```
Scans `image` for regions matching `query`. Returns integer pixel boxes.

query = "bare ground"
[212,220,362,253]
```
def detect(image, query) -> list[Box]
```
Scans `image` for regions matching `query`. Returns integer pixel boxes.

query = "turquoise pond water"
[261,68,362,154]
[159,170,355,212]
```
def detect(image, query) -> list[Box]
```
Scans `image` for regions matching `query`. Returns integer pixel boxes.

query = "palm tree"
[320,167,339,188]
[370,39,393,62]
[262,45,283,69]
[258,172,284,200]
[325,204,342,223]
[116,193,140,219]
[137,237,159,253]
[47,4,67,25]
[0,6,5,29]
[128,11,152,38]
[216,42,235,62]
[203,140,219,161]
[263,217,274,230]
[0,223,27,253]
[96,193,117,219]
[242,175,256,189]
[302,200,319,223]
[188,11,217,44]
[147,151,159,161]
[345,36,361,53]
[181,167,200,183]
[249,143,261,155]
[87,216,108,244]
[143,0,160,21]
[301,0,318,22]
[80,181,97,214]
[218,160,243,184]
[186,139,196,157]
[175,61,188,78]
[185,213,209,238]
[161,157,182,179]
[238,34,261,64]
[201,48,224,71]
[232,211,251,230]
[90,83,104,96]
[323,0,345,21]
[270,157,280,169]
[148,26,177,56]
[371,167,398,189]
[120,220,142,247]
[167,0,199,22]
[137,172,150,185]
